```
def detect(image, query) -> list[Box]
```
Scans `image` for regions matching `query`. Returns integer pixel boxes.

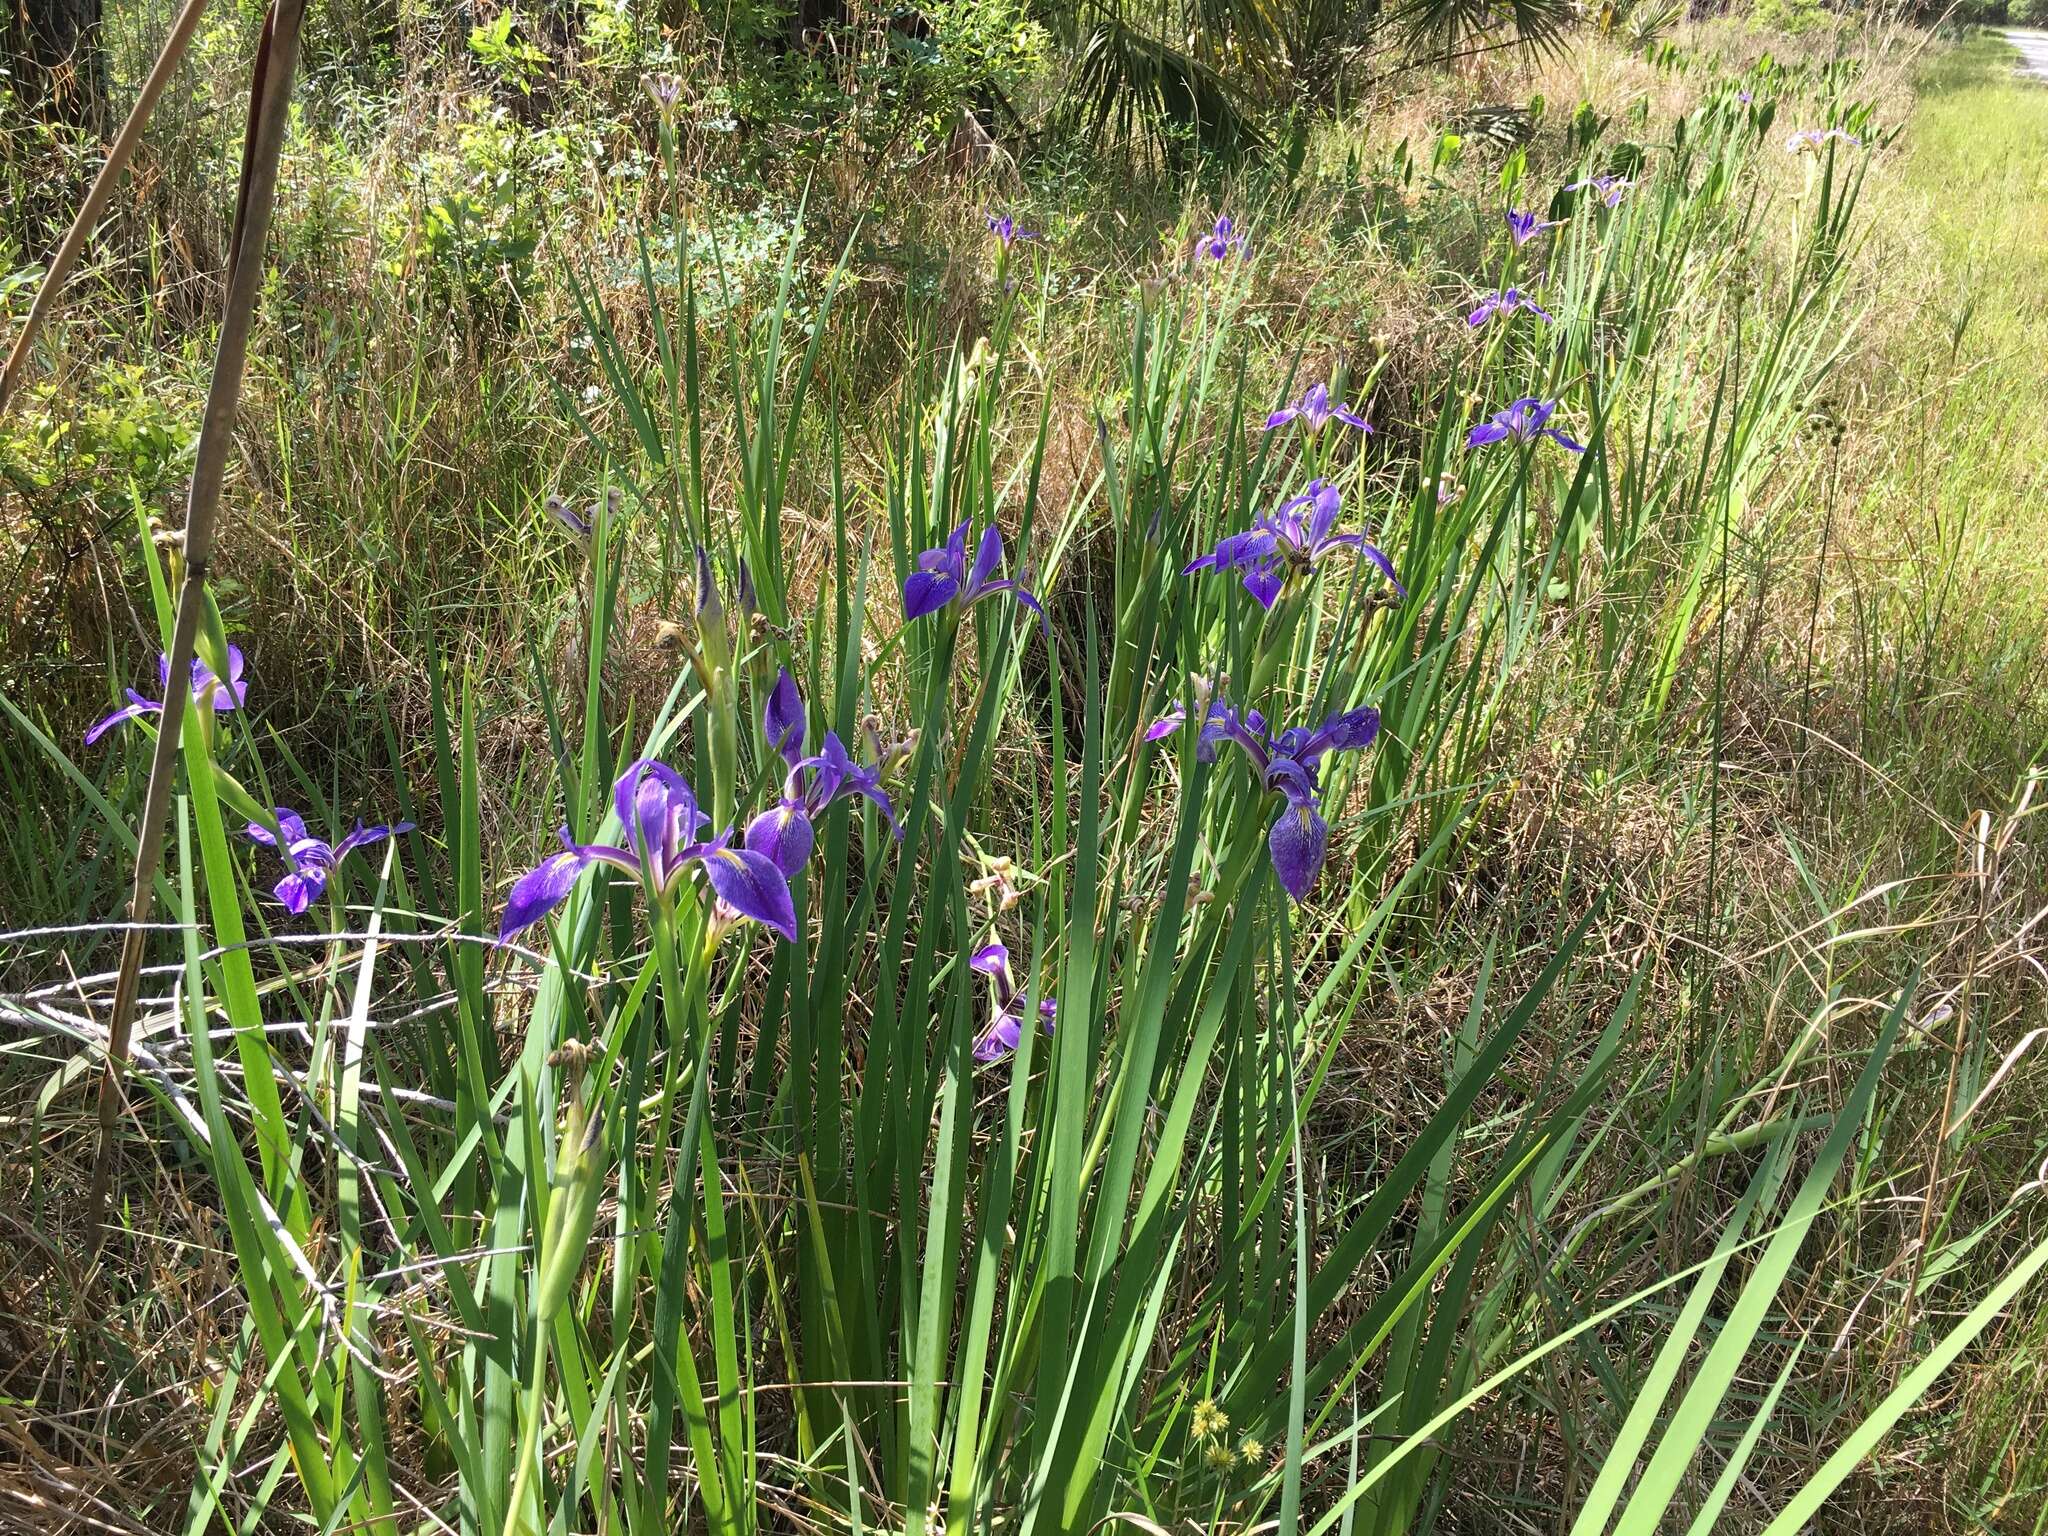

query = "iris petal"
[334,821,413,861]
[1304,706,1381,761]
[500,847,599,940]
[745,802,815,879]
[764,668,807,764]
[83,697,161,745]
[970,941,1011,980]
[246,807,311,848]
[973,1013,1025,1063]
[276,868,326,915]
[1241,560,1285,610]
[904,570,961,620]
[1267,804,1330,903]
[613,759,702,877]
[701,846,799,943]
[967,523,1005,595]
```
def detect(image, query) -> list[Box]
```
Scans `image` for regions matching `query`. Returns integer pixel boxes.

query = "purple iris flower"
[547,495,590,537]
[1466,397,1584,453]
[1737,89,1754,105]
[743,668,902,878]
[1202,215,1247,261]
[1467,288,1554,328]
[1564,174,1633,208]
[1264,383,1371,435]
[499,759,797,943]
[1183,480,1403,610]
[1506,208,1562,246]
[902,519,1047,630]
[1786,127,1861,153]
[85,646,248,746]
[986,214,1038,247]
[244,807,413,916]
[1144,671,1222,742]
[547,488,620,539]
[969,941,1056,1062]
[1157,700,1381,902]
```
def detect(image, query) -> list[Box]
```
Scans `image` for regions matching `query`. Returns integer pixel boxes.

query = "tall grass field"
[3,3,2048,1532]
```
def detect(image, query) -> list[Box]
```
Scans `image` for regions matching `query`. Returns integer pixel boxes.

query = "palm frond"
[1064,12,1267,160]
[1386,0,1579,62]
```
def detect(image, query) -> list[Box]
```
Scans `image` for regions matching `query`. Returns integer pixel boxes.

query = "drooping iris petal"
[242,806,414,917]
[500,847,601,940]
[1184,527,1277,577]
[699,844,799,943]
[276,867,327,916]
[1187,482,1397,606]
[836,765,904,837]
[207,646,248,711]
[1194,704,1246,765]
[1359,542,1404,593]
[792,731,903,840]
[548,495,592,536]
[801,733,851,810]
[745,801,815,880]
[83,692,161,745]
[970,942,1011,982]
[1241,560,1286,610]
[986,214,1038,247]
[764,668,806,764]
[1468,289,1554,328]
[1202,214,1245,260]
[334,821,411,861]
[904,569,962,619]
[1144,706,1186,741]
[978,579,1050,634]
[1267,803,1330,904]
[973,1013,1025,1062]
[1149,692,1381,903]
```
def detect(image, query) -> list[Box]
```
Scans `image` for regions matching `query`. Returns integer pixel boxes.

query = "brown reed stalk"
[0,0,212,420]
[85,0,309,1249]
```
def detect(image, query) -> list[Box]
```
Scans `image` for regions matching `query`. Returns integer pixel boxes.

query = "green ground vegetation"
[3,9,2047,1534]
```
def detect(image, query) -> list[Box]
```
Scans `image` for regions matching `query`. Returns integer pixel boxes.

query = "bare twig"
[84,0,310,1250]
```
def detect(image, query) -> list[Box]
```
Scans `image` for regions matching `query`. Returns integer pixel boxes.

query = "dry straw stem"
[0,0,213,420]
[84,0,310,1248]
